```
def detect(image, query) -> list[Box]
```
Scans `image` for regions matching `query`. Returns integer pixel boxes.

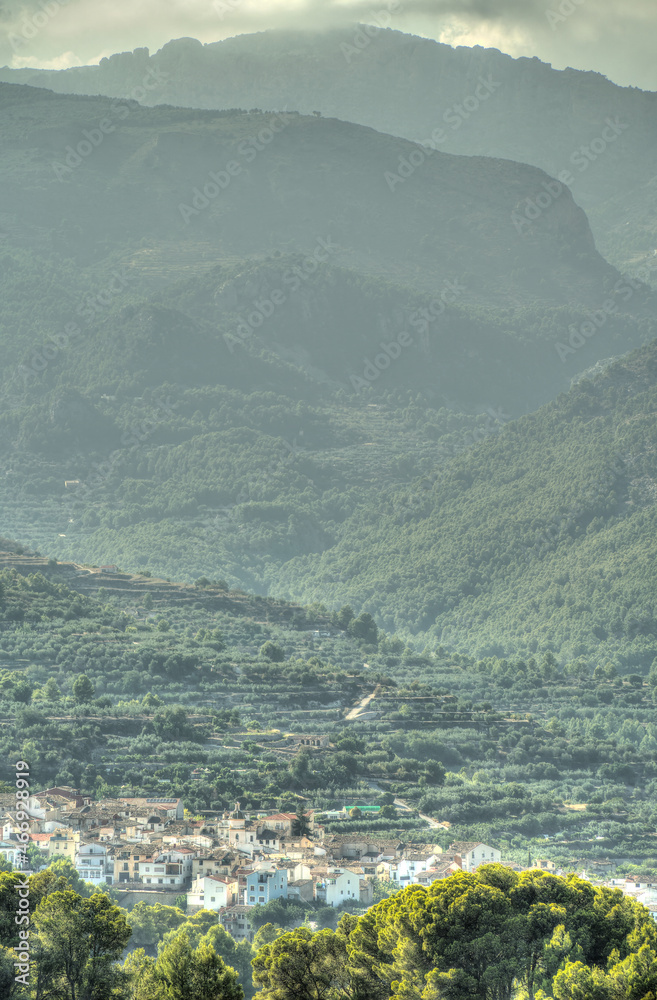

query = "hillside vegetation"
[0,86,655,657]
[4,29,656,273]
[277,340,657,665]
[4,545,657,869]
[4,864,657,1000]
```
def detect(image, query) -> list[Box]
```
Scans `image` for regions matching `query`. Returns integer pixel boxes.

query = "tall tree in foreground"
[32,889,131,999]
[252,926,352,1000]
[156,928,243,1000]
[253,866,657,1000]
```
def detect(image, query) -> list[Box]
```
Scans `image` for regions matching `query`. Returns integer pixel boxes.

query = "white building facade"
[138,848,194,887]
[188,875,236,910]
[316,868,360,907]
[75,843,113,885]
[453,843,501,872]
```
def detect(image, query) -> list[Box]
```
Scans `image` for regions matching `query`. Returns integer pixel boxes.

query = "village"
[3,784,656,941]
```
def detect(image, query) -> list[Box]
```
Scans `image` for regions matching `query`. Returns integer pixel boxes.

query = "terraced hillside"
[3,544,657,869]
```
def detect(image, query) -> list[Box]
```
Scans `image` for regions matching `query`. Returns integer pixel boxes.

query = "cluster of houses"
[5,786,653,930]
[0,786,510,940]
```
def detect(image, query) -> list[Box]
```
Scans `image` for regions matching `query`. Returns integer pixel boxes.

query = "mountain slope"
[0,81,648,415]
[3,30,656,273]
[0,82,614,306]
[274,339,657,667]
[0,85,655,657]
[6,542,657,868]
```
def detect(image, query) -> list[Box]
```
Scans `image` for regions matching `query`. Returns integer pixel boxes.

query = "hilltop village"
[3,786,656,938]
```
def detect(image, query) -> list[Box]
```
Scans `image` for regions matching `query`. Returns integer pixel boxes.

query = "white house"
[75,843,113,885]
[256,828,281,851]
[256,812,300,837]
[450,842,501,872]
[225,803,258,851]
[138,848,194,887]
[220,905,253,943]
[229,827,257,850]
[192,854,235,880]
[0,840,26,868]
[315,868,360,907]
[188,875,237,910]
[388,856,441,887]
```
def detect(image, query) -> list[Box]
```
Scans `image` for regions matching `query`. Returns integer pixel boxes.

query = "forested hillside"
[3,29,656,272]
[278,340,657,665]
[3,14,657,1000]
[1,84,655,649]
[4,544,657,870]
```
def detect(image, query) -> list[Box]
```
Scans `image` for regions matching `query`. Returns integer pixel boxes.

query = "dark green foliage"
[260,642,285,663]
[72,674,95,703]
[0,89,653,671]
[252,868,657,1000]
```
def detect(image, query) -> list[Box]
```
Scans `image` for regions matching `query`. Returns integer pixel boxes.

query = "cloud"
[11,49,82,70]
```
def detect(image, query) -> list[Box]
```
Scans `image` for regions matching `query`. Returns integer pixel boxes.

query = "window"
[211,896,215,902]
[146,878,151,884]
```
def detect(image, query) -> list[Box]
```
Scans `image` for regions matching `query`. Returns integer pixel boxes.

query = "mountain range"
[0,34,656,667]
[2,28,656,274]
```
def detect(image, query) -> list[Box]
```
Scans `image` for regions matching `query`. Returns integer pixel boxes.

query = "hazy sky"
[1,0,655,91]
